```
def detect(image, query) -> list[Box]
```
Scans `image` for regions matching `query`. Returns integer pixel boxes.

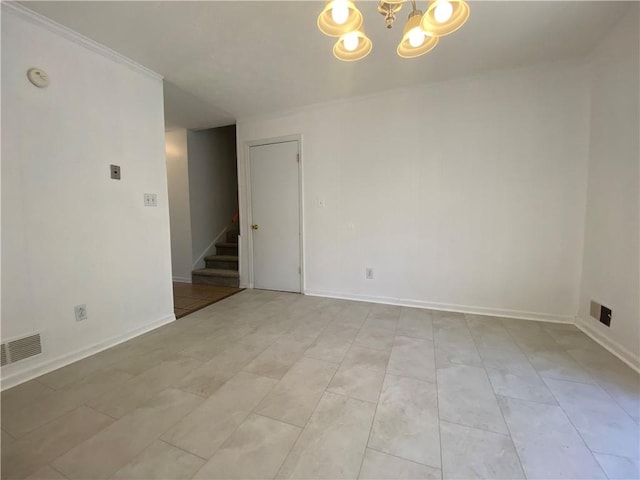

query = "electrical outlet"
[600,305,612,327]
[144,193,157,206]
[74,304,88,322]
[590,300,612,327]
[366,268,374,279]
[110,164,121,180]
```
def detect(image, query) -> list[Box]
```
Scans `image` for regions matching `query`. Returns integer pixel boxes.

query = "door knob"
[251,224,259,230]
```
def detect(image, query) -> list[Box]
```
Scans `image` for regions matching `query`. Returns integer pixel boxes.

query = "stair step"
[226,229,239,243]
[192,268,239,278]
[192,268,239,287]
[204,254,239,270]
[204,255,238,262]
[216,242,238,256]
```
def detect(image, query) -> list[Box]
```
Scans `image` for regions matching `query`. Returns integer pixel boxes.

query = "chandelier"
[317,0,470,61]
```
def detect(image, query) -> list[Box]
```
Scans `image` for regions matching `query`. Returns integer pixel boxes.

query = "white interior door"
[249,140,301,292]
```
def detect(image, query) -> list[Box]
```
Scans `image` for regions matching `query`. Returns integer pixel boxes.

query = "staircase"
[192,228,240,287]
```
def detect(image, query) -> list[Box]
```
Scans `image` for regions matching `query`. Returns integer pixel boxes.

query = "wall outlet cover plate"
[74,304,88,322]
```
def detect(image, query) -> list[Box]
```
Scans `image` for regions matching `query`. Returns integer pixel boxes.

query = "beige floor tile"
[469,329,521,353]
[37,353,117,390]
[437,364,508,435]
[321,322,361,340]
[278,392,376,479]
[359,449,441,479]
[1,380,54,414]
[434,321,482,367]
[175,370,234,399]
[486,367,557,405]
[2,429,15,446]
[593,453,640,480]
[304,333,352,363]
[363,315,399,332]
[369,375,440,468]
[256,356,338,427]
[179,329,254,361]
[1,406,113,479]
[498,395,606,479]
[334,305,370,329]
[24,466,66,480]
[354,326,395,351]
[111,439,205,479]
[544,378,640,459]
[109,347,185,376]
[176,343,264,397]
[162,372,277,459]
[579,359,640,423]
[327,363,385,403]
[396,308,433,340]
[3,296,639,480]
[543,326,598,350]
[440,421,524,479]
[342,345,390,371]
[87,356,202,418]
[387,336,436,383]
[52,389,202,479]
[476,346,536,374]
[238,330,283,349]
[3,369,131,438]
[243,334,316,379]
[526,349,594,383]
[194,414,301,479]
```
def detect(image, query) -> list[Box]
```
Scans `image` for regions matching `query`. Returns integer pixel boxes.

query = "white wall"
[237,61,591,322]
[1,6,173,388]
[165,129,193,282]
[187,126,238,268]
[578,7,640,367]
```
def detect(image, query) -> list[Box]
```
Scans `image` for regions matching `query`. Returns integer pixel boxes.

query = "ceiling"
[23,1,630,130]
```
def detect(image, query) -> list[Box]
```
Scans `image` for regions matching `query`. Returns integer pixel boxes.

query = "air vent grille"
[1,333,42,366]
[8,334,42,362]
[0,344,7,367]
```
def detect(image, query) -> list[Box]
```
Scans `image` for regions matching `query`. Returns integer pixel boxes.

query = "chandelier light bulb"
[343,32,359,51]
[408,27,425,47]
[331,0,349,25]
[434,0,454,23]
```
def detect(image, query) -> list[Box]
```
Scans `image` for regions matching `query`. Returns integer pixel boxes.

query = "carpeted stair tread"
[204,254,238,262]
[215,242,238,248]
[192,268,240,278]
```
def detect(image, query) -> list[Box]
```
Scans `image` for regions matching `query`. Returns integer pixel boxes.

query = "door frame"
[243,134,304,292]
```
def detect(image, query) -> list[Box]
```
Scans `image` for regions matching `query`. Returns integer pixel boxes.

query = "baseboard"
[0,314,176,391]
[172,276,192,283]
[303,289,574,324]
[575,316,640,373]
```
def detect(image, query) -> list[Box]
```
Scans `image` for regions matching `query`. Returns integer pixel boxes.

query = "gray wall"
[187,125,238,268]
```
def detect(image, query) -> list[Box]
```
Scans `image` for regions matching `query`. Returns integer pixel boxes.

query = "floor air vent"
[1,334,42,366]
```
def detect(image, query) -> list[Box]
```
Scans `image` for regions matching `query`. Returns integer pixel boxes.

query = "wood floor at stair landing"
[172,282,242,319]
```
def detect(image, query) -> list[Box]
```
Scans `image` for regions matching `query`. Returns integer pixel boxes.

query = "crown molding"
[2,1,163,82]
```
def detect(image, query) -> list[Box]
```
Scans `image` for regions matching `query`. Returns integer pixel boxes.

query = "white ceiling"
[23,1,630,129]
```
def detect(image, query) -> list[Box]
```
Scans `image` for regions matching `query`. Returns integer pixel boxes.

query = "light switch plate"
[74,304,88,322]
[144,193,157,207]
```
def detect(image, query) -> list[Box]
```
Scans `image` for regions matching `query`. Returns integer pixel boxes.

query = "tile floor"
[2,289,639,479]
[172,282,242,319]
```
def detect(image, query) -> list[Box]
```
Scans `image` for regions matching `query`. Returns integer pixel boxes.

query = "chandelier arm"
[410,0,418,12]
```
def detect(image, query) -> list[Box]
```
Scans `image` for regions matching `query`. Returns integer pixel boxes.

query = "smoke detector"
[27,68,49,88]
